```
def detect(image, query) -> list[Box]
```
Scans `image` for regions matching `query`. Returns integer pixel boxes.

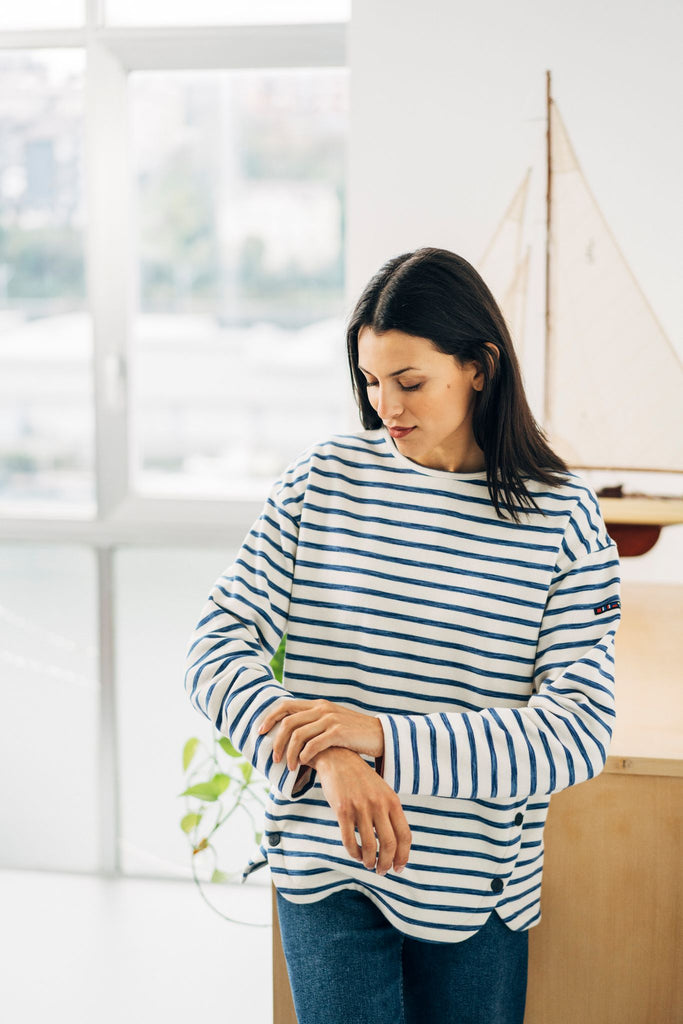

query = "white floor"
[0,868,273,1024]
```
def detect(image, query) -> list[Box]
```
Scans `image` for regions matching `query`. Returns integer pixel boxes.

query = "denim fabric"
[276,886,528,1024]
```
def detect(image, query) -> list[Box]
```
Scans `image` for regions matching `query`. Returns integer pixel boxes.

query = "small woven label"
[594,599,621,615]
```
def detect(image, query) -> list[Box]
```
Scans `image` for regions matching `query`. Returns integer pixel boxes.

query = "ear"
[473,343,499,390]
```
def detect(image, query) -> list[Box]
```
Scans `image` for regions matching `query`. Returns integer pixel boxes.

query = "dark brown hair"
[346,246,571,523]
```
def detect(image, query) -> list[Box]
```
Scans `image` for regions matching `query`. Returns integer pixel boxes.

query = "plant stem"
[190,849,271,928]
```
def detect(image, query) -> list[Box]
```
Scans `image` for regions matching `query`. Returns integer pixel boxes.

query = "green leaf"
[180,812,202,833]
[179,782,219,802]
[182,737,200,772]
[270,634,287,683]
[210,772,231,795]
[179,772,231,802]
[254,830,263,844]
[211,868,230,884]
[240,762,253,785]
[218,736,240,758]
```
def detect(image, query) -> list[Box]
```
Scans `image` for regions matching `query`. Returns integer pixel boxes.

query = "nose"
[373,384,404,422]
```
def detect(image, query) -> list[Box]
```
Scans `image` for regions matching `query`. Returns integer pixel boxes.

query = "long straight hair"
[346,247,571,523]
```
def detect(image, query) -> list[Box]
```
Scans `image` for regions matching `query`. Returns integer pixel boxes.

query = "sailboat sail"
[478,169,532,361]
[545,100,683,473]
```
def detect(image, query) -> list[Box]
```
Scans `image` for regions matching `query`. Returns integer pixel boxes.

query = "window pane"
[106,0,349,26]
[0,2,84,29]
[115,546,271,889]
[130,69,349,498]
[0,50,94,516]
[0,544,98,872]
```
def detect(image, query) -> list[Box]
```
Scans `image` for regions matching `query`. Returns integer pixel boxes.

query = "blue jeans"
[276,886,528,1024]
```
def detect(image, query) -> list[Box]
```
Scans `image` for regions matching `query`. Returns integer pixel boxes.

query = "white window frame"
[0,0,349,877]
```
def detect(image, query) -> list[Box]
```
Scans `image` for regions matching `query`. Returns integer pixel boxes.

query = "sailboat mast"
[544,69,552,428]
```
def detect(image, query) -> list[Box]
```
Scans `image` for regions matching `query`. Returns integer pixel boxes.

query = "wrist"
[309,746,355,771]
[374,715,385,758]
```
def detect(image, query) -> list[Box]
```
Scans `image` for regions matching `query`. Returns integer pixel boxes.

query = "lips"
[387,425,415,439]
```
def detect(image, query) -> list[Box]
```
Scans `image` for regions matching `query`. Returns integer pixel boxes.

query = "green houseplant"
[178,633,287,925]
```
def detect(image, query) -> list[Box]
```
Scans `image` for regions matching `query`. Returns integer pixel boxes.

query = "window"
[0,50,93,515]
[0,11,349,881]
[105,0,350,27]
[130,68,348,497]
[0,3,84,30]
[0,543,98,872]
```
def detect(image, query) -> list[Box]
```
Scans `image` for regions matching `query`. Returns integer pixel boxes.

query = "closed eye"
[364,381,422,393]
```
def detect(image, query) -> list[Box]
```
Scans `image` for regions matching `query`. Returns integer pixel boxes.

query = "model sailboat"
[479,71,683,557]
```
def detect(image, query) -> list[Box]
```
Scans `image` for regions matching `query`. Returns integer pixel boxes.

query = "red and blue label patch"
[594,599,621,615]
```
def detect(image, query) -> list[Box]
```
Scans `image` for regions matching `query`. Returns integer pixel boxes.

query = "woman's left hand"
[258,699,385,771]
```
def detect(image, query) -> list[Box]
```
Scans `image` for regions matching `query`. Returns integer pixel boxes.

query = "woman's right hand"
[309,746,412,876]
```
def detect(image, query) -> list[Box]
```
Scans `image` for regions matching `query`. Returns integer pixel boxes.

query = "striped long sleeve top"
[184,427,621,943]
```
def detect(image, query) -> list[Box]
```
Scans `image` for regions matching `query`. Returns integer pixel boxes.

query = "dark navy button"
[514,813,524,826]
[268,832,281,847]
[491,877,504,894]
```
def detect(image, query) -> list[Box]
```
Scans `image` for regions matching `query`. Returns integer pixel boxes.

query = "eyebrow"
[358,365,420,378]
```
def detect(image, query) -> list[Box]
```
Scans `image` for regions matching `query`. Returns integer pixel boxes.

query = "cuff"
[292,764,316,795]
[375,713,400,791]
[275,760,318,799]
[254,712,318,799]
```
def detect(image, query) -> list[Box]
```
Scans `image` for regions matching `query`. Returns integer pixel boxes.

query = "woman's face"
[357,326,488,473]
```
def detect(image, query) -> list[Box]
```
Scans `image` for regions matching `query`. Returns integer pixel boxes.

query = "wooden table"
[273,582,683,1024]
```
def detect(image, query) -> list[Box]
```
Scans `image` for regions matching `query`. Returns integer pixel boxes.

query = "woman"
[184,247,621,1024]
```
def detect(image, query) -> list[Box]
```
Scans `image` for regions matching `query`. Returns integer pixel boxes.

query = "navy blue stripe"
[388,716,401,791]
[408,717,420,795]
[490,708,518,797]
[537,730,557,793]
[427,716,439,794]
[440,712,459,797]
[483,717,498,799]
[463,716,478,795]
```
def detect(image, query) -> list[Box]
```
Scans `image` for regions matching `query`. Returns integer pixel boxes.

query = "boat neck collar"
[379,425,488,479]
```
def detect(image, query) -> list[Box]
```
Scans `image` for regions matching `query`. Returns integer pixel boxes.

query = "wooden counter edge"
[604,754,683,777]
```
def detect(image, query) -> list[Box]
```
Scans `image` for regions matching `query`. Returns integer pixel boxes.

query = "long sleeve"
[183,456,317,800]
[375,536,621,801]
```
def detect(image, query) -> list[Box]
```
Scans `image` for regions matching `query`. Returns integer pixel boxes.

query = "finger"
[298,730,339,765]
[373,814,398,876]
[284,722,327,771]
[259,699,309,734]
[272,711,318,761]
[338,814,363,863]
[356,814,379,871]
[389,805,412,872]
